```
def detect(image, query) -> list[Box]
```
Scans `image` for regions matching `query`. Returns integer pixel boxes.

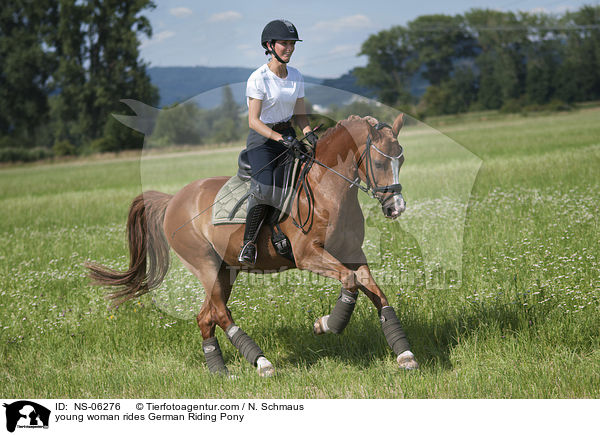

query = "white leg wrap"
[313,315,331,335]
[321,315,331,333]
[397,350,419,370]
[256,356,274,377]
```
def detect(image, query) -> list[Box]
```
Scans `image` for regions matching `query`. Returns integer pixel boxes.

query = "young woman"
[239,19,318,266]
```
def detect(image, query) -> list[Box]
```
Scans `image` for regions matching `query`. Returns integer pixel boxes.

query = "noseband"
[355,122,404,204]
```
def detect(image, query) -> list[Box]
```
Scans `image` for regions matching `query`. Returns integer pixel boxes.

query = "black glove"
[305,130,318,147]
[280,136,303,155]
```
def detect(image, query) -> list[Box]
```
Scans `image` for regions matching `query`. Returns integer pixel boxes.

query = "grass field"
[1,108,599,398]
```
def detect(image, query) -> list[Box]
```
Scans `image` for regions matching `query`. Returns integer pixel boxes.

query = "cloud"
[141,30,175,48]
[328,44,360,56]
[527,7,549,14]
[170,7,193,18]
[523,4,577,14]
[238,43,263,59]
[312,14,372,33]
[155,30,175,42]
[209,11,242,22]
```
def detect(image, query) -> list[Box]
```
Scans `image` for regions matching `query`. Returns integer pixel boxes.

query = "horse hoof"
[397,351,419,370]
[313,315,329,335]
[256,357,274,377]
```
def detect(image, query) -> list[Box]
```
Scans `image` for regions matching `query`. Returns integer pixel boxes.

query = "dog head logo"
[3,401,50,432]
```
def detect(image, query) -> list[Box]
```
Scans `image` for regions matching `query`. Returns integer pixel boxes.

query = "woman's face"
[270,40,296,62]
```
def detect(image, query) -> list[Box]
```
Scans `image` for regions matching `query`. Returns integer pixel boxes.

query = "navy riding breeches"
[245,128,295,207]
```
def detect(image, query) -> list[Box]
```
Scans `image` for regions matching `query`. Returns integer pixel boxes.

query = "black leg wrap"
[226,324,264,366]
[380,306,411,355]
[202,337,228,375]
[327,288,358,334]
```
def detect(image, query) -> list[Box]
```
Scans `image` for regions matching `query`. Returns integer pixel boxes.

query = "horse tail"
[85,191,173,308]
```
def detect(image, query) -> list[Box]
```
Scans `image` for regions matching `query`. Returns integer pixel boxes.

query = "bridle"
[354,122,404,205]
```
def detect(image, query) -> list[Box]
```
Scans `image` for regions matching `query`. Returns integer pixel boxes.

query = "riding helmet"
[261,19,302,49]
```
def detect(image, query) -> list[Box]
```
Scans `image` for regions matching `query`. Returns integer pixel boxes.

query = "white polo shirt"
[246,64,305,124]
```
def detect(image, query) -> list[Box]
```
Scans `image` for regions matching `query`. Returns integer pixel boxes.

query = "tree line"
[0,0,158,162]
[0,0,246,162]
[2,4,600,162]
[149,85,245,148]
[354,6,600,116]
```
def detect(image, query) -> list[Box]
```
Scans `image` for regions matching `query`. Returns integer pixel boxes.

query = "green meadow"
[1,108,599,398]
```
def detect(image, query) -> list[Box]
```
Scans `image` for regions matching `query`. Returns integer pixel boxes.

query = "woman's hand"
[279,136,303,153]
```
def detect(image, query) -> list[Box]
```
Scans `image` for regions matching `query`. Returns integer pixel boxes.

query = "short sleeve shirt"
[246,64,305,124]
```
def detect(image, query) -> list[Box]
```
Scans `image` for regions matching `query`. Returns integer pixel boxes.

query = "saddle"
[211,148,303,262]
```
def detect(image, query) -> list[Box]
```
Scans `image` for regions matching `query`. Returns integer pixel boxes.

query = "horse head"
[358,113,406,219]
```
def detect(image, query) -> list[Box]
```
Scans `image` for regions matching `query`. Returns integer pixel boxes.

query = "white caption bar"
[0,399,596,434]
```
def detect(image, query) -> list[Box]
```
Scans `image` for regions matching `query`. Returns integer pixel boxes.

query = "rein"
[290,121,404,233]
[290,146,316,233]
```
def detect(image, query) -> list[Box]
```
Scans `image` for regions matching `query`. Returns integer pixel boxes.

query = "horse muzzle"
[382,194,406,219]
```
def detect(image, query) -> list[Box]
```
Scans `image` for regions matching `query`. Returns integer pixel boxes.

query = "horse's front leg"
[352,262,419,370]
[296,246,418,370]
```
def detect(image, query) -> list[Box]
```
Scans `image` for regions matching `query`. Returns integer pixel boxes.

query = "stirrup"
[238,241,257,267]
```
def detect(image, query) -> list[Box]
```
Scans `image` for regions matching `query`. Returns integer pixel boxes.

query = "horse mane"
[318,114,379,142]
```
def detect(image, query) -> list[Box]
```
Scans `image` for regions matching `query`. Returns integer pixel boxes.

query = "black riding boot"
[238,204,268,267]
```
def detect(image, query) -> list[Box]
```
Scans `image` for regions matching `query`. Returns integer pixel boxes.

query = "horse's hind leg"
[179,253,274,377]
[173,253,229,374]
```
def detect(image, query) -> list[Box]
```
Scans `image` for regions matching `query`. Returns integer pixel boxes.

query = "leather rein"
[290,121,404,233]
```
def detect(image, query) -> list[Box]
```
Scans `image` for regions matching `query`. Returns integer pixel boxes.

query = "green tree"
[354,26,417,105]
[219,85,239,121]
[525,53,556,105]
[521,11,561,104]
[51,0,88,145]
[407,14,476,86]
[419,65,477,115]
[555,6,600,102]
[209,85,241,142]
[53,0,158,150]
[210,118,238,143]
[0,0,58,147]
[151,103,207,146]
[464,9,529,109]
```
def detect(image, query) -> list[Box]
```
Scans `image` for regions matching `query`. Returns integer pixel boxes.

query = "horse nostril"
[384,207,399,218]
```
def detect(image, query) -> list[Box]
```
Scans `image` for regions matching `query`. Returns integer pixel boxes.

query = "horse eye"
[374,161,385,169]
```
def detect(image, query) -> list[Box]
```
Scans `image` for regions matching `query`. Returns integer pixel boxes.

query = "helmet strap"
[268,41,289,64]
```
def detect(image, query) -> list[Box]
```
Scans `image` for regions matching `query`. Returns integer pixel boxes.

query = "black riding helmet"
[261,19,302,64]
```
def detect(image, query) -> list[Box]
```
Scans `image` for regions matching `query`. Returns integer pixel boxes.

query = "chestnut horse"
[86,113,419,376]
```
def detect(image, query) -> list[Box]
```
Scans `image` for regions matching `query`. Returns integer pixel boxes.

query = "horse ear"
[365,119,380,140]
[392,113,404,137]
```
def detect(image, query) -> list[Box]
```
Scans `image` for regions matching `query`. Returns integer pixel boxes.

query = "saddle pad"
[211,158,300,226]
[212,176,250,225]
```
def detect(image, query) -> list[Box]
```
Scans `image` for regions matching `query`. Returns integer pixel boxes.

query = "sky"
[140,0,597,79]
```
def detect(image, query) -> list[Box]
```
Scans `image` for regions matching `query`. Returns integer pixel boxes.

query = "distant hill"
[148,66,377,109]
[147,66,427,110]
[148,66,256,107]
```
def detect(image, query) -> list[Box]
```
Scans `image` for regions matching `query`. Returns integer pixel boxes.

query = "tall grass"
[1,109,599,398]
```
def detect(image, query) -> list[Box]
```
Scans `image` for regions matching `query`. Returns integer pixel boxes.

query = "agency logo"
[3,401,50,433]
